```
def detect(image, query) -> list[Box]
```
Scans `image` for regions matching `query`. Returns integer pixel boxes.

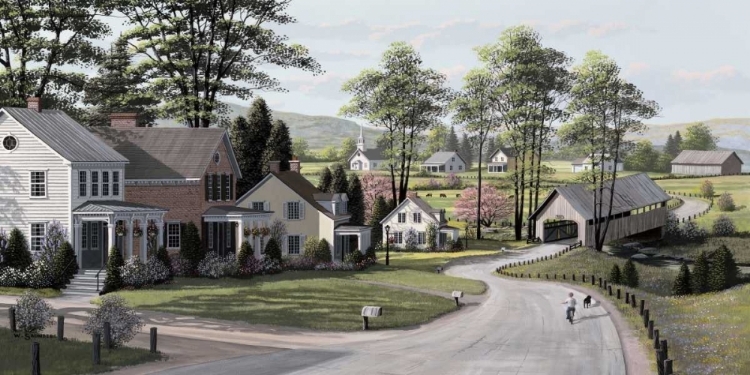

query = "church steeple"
[357,124,366,151]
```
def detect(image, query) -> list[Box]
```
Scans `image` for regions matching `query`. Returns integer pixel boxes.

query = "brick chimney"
[27,97,41,112]
[268,160,281,174]
[109,113,138,129]
[289,156,301,173]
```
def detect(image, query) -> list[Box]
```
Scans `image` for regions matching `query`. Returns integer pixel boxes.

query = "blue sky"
[109,0,750,125]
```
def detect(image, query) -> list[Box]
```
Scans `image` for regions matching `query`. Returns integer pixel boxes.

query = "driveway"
[158,243,627,375]
[672,196,710,220]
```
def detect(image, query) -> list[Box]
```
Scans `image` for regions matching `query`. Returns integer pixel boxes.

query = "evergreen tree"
[156,246,173,278]
[264,238,282,263]
[83,39,158,127]
[179,222,204,274]
[708,245,739,292]
[318,167,333,192]
[316,239,332,262]
[262,119,293,173]
[369,196,388,245]
[673,131,683,154]
[485,136,496,163]
[445,126,460,151]
[692,251,711,294]
[622,259,639,288]
[237,241,253,268]
[2,228,33,271]
[331,164,349,194]
[609,264,622,284]
[460,133,474,169]
[51,241,78,288]
[230,115,254,197]
[241,98,274,192]
[102,247,124,293]
[348,174,365,225]
[672,263,692,296]
[664,134,678,158]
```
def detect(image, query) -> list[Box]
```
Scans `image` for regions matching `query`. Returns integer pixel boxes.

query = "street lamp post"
[385,225,391,266]
[464,226,469,250]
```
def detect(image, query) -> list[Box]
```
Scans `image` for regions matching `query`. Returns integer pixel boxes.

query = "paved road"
[159,243,626,375]
[672,196,710,220]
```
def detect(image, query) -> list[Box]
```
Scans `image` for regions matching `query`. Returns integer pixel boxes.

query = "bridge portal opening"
[543,219,578,242]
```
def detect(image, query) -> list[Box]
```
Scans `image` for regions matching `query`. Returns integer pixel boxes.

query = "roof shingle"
[671,150,742,165]
[422,151,464,165]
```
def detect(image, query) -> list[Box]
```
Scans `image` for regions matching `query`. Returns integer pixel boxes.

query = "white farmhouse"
[348,126,387,171]
[420,151,467,173]
[380,196,460,250]
[487,147,515,173]
[571,154,624,173]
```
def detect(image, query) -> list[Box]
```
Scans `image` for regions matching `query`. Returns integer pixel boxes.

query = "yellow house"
[236,160,371,261]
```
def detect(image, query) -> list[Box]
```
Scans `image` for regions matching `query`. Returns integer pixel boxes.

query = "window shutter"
[263,201,269,211]
[229,174,234,201]
[179,223,186,249]
[283,202,288,219]
[205,176,209,201]
[212,174,219,201]
[230,222,236,253]
[163,223,168,248]
[299,201,305,219]
[283,235,288,253]
[300,235,306,253]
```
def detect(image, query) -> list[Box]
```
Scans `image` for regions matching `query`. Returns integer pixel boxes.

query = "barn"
[670,150,743,176]
[527,173,670,247]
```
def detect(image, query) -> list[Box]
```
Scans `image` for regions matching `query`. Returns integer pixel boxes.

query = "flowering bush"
[361,173,391,222]
[282,256,318,271]
[713,215,736,237]
[40,220,68,263]
[314,262,356,271]
[170,255,192,277]
[664,211,681,239]
[404,228,419,251]
[146,256,170,284]
[83,295,143,348]
[0,267,23,287]
[364,246,377,261]
[344,250,364,265]
[197,252,238,279]
[443,173,462,189]
[15,291,54,337]
[241,257,282,276]
[24,259,56,289]
[120,257,148,288]
[425,178,441,189]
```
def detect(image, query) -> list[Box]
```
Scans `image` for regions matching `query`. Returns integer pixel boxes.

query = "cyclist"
[561,292,577,323]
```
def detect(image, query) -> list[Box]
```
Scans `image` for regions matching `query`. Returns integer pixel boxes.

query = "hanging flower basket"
[132,226,143,238]
[147,223,158,238]
[259,227,270,237]
[115,224,127,237]
[243,227,252,237]
[251,227,261,237]
[388,236,395,244]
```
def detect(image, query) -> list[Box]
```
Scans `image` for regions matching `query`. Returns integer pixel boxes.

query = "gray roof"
[529,173,670,220]
[381,196,444,224]
[89,127,241,180]
[348,147,387,162]
[571,157,587,165]
[73,200,167,213]
[671,150,743,165]
[422,151,465,165]
[489,147,515,159]
[203,206,270,216]
[2,107,128,163]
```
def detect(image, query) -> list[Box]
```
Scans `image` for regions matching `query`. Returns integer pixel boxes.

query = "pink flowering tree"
[361,173,392,221]
[453,184,513,228]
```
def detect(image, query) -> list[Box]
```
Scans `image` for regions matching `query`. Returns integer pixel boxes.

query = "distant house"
[380,196,459,250]
[487,147,515,173]
[348,126,387,171]
[421,151,467,173]
[670,150,743,176]
[571,154,624,173]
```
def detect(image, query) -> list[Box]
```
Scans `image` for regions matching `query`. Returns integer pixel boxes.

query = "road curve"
[157,243,625,375]
[672,196,710,220]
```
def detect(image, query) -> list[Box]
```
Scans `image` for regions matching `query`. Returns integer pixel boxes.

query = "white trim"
[29,170,48,199]
[287,234,302,255]
[2,133,18,152]
[29,222,47,252]
[166,222,181,250]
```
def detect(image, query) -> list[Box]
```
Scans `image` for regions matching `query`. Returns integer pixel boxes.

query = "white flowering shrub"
[712,215,736,237]
[314,262,356,271]
[83,295,144,347]
[197,252,238,279]
[170,255,192,277]
[120,257,148,288]
[146,256,170,284]
[0,267,24,287]
[23,259,56,289]
[15,291,54,337]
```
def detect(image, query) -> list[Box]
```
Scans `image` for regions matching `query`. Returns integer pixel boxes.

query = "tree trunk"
[476,137,484,240]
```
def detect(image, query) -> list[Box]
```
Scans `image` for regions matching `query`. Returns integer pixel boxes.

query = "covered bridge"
[527,173,671,247]
[670,150,743,176]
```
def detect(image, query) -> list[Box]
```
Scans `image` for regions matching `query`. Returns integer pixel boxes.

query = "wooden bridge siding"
[534,193,586,244]
[584,207,667,246]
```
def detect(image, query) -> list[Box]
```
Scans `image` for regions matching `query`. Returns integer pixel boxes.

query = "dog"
[583,295,592,308]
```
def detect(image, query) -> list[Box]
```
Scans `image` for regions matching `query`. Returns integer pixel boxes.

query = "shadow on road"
[573,313,611,324]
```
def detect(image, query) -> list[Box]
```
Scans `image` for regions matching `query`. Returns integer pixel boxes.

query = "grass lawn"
[652,236,750,264]
[0,327,160,375]
[500,247,750,375]
[0,288,61,298]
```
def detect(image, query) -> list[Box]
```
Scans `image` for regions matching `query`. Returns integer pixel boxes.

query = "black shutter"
[229,174,234,201]
[212,174,218,201]
[202,220,208,252]
[230,222,236,254]
[180,223,186,251]
[163,222,168,249]
[204,176,209,201]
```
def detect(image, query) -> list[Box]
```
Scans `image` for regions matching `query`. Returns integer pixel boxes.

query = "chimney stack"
[268,160,281,174]
[289,156,301,173]
[109,113,138,129]
[27,97,41,112]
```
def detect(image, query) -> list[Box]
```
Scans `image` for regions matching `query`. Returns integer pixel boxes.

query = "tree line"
[624,123,718,173]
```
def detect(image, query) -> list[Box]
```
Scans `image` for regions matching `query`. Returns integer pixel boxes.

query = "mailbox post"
[361,306,383,330]
[452,291,463,307]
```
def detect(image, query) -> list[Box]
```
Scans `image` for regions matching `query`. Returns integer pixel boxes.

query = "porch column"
[140,221,148,261]
[73,223,82,270]
[156,220,164,248]
[126,219,134,260]
[235,219,243,252]
[357,234,362,254]
[106,221,116,253]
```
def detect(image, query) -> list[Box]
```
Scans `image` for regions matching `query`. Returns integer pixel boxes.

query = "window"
[418,232,426,245]
[413,212,421,223]
[251,201,265,211]
[398,213,406,223]
[226,223,231,248]
[91,171,99,196]
[450,165,453,171]
[79,171,87,197]
[223,175,231,201]
[112,171,120,196]
[91,223,99,250]
[459,165,463,170]
[167,223,180,249]
[214,174,221,201]
[393,232,403,244]
[3,135,18,151]
[288,235,301,255]
[452,157,455,162]
[102,171,110,196]
[608,165,612,171]
[213,152,221,165]
[208,223,214,249]
[30,223,46,251]
[207,174,213,201]
[81,223,88,249]
[286,201,301,220]
[501,157,505,161]
[30,171,46,198]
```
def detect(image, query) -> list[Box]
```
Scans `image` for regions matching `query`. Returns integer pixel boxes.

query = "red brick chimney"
[109,113,138,128]
[268,160,281,174]
[289,156,301,173]
[27,97,41,112]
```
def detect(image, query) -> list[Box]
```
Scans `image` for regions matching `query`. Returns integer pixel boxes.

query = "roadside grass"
[113,274,456,331]
[653,237,750,264]
[0,288,61,298]
[0,327,160,375]
[499,247,750,375]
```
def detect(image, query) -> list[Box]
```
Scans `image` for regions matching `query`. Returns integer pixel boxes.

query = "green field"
[0,288,61,298]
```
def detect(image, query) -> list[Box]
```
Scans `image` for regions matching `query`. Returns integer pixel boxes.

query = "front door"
[81,221,108,269]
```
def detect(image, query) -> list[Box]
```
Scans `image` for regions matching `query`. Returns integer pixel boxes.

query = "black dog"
[583,295,592,308]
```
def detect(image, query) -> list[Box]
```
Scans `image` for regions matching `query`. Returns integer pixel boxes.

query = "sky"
[107,0,750,125]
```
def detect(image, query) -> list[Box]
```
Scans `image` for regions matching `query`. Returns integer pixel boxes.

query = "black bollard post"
[31,342,40,375]
[592,276,596,286]
[58,315,65,341]
[664,359,673,375]
[93,333,101,365]
[563,274,566,280]
[617,289,621,299]
[546,274,549,279]
[631,295,637,308]
[572,274,576,281]
[599,278,602,288]
[640,300,645,316]
[608,285,612,296]
[644,309,650,328]
[655,349,664,375]
[648,320,654,339]
[625,292,630,303]
[653,329,660,349]
[103,321,112,349]
[150,327,158,353]
[362,316,369,331]
[9,306,16,333]
[660,340,669,360]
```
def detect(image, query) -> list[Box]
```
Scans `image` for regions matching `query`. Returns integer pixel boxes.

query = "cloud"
[284,72,351,100]
[439,65,468,81]
[410,32,441,48]
[587,22,629,37]
[624,62,650,76]
[369,21,424,40]
[313,50,374,60]
[544,20,631,38]
[672,65,739,84]
[282,19,373,41]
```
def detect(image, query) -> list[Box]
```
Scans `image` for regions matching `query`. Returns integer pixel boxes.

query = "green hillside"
[632,118,750,151]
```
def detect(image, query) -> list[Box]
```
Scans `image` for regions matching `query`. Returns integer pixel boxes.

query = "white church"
[348,126,387,171]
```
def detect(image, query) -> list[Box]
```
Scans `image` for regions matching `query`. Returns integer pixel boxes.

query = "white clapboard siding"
[70,166,127,212]
[0,114,71,244]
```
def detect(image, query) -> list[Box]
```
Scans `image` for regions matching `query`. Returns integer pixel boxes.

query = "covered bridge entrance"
[543,219,578,242]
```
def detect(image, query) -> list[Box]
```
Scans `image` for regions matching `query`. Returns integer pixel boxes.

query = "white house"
[0,98,168,269]
[421,151,467,173]
[348,126,387,171]
[487,147,515,173]
[380,196,460,250]
[571,154,624,173]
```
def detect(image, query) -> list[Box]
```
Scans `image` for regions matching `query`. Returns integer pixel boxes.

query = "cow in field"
[439,193,447,198]
[426,193,433,197]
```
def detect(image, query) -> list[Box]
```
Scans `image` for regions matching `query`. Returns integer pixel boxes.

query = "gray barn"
[527,173,670,247]
[670,150,743,176]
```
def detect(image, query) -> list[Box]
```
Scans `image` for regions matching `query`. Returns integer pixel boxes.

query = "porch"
[202,206,273,259]
[421,164,445,173]
[488,163,508,173]
[333,225,372,262]
[438,225,460,247]
[72,201,168,270]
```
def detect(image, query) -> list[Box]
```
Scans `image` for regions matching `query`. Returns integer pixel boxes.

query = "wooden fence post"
[648,320,654,339]
[572,274,576,281]
[655,349,664,375]
[546,274,549,279]
[664,359,673,375]
[653,329,660,349]
[93,333,101,365]
[644,309,650,328]
[608,285,612,296]
[31,342,40,375]
[9,306,16,332]
[592,276,596,286]
[554,274,557,279]
[617,289,621,299]
[563,274,566,280]
[640,300,645,316]
[57,315,65,341]
[631,295,636,308]
[103,321,112,349]
[625,292,630,303]
[660,340,669,360]
[599,278,602,288]
[150,327,158,353]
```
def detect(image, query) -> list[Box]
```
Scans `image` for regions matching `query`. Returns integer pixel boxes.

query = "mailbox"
[452,291,464,298]
[361,306,383,317]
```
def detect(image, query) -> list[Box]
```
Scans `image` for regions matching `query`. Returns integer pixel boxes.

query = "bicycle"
[566,307,576,324]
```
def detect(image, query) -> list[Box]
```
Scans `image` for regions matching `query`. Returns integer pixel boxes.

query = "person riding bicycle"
[561,292,577,322]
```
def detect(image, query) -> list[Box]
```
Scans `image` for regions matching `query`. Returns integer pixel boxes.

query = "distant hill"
[632,118,750,151]
[155,102,383,150]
